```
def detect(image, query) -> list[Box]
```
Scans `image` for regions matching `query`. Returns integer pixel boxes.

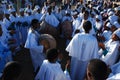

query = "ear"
[87,71,93,80]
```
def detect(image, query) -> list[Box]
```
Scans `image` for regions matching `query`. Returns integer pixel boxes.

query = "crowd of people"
[0,0,120,80]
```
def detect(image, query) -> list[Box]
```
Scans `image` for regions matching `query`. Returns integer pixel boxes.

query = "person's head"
[112,29,120,41]
[83,10,89,20]
[46,48,59,63]
[2,61,22,80]
[0,9,4,20]
[0,24,3,36]
[47,6,52,15]
[83,21,92,33]
[31,19,39,30]
[87,59,109,80]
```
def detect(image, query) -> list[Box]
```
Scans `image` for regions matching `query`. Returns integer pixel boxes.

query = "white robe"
[25,28,44,71]
[107,62,120,79]
[72,18,81,37]
[100,40,120,66]
[35,60,67,80]
[66,32,99,80]
[45,13,60,27]
[78,18,96,35]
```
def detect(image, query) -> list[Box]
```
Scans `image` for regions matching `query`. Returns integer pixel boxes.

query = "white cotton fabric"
[66,32,99,61]
[35,60,68,80]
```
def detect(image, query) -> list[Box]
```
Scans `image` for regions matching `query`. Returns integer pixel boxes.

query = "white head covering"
[108,11,114,16]
[107,8,112,14]
[19,8,24,12]
[71,11,78,16]
[106,22,112,28]
[96,15,102,21]
[113,28,120,38]
[113,21,120,28]
[114,6,120,11]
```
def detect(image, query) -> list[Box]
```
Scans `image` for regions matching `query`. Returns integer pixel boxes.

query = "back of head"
[31,19,39,29]
[2,61,22,80]
[46,48,59,63]
[87,59,108,80]
[83,21,92,33]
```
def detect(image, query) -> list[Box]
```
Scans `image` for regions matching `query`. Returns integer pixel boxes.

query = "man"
[99,28,120,66]
[86,59,109,80]
[0,24,13,73]
[66,21,99,80]
[35,48,68,80]
[25,19,45,72]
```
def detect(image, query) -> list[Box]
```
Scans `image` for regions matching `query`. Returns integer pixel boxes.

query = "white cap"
[96,15,102,20]
[108,11,114,16]
[19,8,24,12]
[106,22,112,28]
[35,5,40,10]
[113,21,120,28]
[71,11,78,16]
[113,28,120,38]
[114,6,120,11]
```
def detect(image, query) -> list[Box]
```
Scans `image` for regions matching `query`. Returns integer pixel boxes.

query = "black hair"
[88,59,108,80]
[46,48,59,63]
[2,61,22,80]
[31,19,39,29]
[83,21,92,33]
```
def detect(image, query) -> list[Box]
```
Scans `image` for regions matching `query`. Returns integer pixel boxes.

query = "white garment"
[107,62,120,79]
[78,18,95,35]
[45,13,59,27]
[100,39,120,66]
[66,32,99,61]
[72,18,81,37]
[66,32,99,80]
[25,28,44,71]
[102,30,112,42]
[35,60,67,80]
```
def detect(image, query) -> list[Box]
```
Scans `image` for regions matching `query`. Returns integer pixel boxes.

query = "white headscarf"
[113,28,120,38]
[113,21,120,28]
[106,22,112,28]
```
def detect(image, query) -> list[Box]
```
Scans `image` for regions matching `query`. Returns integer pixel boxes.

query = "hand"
[65,60,70,70]
[98,42,105,50]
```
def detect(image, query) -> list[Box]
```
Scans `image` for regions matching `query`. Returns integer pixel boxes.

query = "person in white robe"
[24,19,45,72]
[99,28,120,66]
[35,48,69,80]
[78,10,95,35]
[0,24,13,73]
[71,11,81,37]
[45,6,59,28]
[66,21,99,80]
[102,22,112,43]
[95,15,103,33]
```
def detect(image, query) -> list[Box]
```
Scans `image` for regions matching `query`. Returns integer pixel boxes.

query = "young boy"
[35,48,69,80]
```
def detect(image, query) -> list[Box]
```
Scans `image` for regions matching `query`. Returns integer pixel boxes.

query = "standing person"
[35,48,69,80]
[66,21,99,80]
[24,19,45,72]
[0,25,13,73]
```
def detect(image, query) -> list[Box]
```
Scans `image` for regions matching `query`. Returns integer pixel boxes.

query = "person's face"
[83,13,89,20]
[112,34,119,41]
[0,26,3,36]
